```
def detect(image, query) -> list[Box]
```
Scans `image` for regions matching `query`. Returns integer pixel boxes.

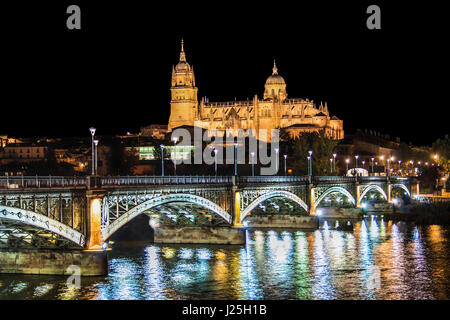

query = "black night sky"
[1,1,447,146]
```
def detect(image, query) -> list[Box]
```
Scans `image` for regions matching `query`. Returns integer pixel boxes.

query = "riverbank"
[317,201,450,226]
[399,201,450,225]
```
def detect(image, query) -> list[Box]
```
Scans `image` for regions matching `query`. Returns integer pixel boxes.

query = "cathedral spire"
[272,59,278,75]
[179,38,186,62]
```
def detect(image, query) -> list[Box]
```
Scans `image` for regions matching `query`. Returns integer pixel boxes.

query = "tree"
[291,131,338,176]
[432,135,450,174]
[109,139,139,175]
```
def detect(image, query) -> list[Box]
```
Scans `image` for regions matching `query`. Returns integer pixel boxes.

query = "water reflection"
[0,221,449,300]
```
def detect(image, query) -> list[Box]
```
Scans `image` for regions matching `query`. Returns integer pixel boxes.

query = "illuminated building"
[168,40,344,142]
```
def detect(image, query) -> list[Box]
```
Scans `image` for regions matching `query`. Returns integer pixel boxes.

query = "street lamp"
[234,142,239,175]
[330,158,333,175]
[355,155,359,169]
[275,148,279,175]
[308,150,313,176]
[307,156,311,176]
[333,153,337,173]
[160,144,165,176]
[371,157,375,173]
[362,160,365,170]
[284,154,287,176]
[387,158,391,176]
[214,148,218,175]
[346,158,350,172]
[172,136,178,175]
[251,152,255,176]
[93,139,99,175]
[89,127,96,175]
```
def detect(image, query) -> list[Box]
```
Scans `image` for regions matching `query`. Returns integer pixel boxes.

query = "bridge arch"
[102,193,232,241]
[360,184,388,201]
[314,186,356,209]
[240,190,309,223]
[0,205,85,247]
[391,183,411,197]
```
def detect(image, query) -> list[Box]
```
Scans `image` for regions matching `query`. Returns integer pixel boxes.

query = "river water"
[0,219,449,300]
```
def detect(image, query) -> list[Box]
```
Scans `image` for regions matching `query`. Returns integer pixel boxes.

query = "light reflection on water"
[0,221,449,300]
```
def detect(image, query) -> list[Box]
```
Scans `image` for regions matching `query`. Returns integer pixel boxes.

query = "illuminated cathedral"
[168,40,344,142]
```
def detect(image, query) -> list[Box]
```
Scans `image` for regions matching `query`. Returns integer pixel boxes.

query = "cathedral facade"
[168,41,344,142]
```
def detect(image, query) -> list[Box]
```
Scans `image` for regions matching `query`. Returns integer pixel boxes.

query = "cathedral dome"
[265,61,285,85]
[266,74,285,85]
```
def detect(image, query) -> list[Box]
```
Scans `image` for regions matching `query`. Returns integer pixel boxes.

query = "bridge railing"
[387,176,409,183]
[313,176,356,183]
[358,176,389,182]
[0,176,87,189]
[99,175,234,186]
[0,175,410,189]
[238,176,309,184]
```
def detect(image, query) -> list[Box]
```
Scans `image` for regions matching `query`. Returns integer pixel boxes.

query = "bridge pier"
[387,183,392,203]
[356,183,361,208]
[153,226,245,245]
[245,215,318,229]
[0,248,108,276]
[308,185,316,215]
[86,192,104,250]
[412,183,420,195]
[232,186,243,227]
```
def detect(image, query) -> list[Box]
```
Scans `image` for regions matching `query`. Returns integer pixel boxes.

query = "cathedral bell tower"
[168,39,198,130]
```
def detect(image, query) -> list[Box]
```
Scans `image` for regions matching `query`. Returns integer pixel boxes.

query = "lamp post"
[160,144,165,176]
[330,158,333,175]
[284,154,287,176]
[274,148,279,175]
[362,160,365,171]
[172,137,178,176]
[387,158,391,176]
[333,153,337,174]
[234,142,238,176]
[214,148,218,175]
[398,160,402,175]
[308,150,313,176]
[346,158,350,172]
[307,156,311,176]
[371,157,375,173]
[251,152,255,176]
[355,155,359,169]
[89,127,96,175]
[93,139,99,175]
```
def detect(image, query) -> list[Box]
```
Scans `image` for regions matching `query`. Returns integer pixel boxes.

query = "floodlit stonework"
[168,40,344,142]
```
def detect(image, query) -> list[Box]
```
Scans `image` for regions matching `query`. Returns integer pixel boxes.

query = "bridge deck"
[0,175,406,189]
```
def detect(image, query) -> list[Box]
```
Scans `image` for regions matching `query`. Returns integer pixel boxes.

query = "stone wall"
[317,207,364,218]
[0,249,108,276]
[154,226,245,245]
[246,215,318,229]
